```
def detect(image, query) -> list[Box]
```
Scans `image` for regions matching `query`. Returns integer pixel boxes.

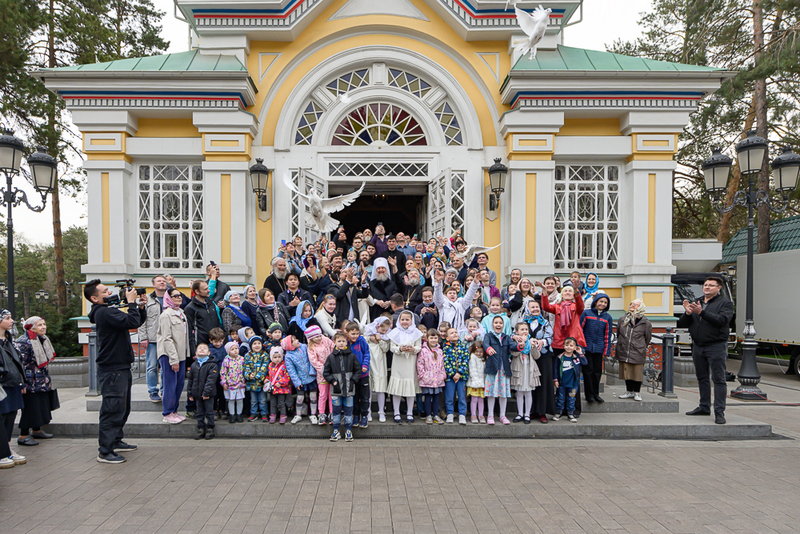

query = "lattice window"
[434,101,463,145]
[289,170,301,239]
[388,68,432,98]
[288,170,326,242]
[332,103,427,146]
[326,68,370,96]
[295,100,324,145]
[138,164,204,270]
[553,165,619,271]
[450,171,466,233]
[329,162,429,177]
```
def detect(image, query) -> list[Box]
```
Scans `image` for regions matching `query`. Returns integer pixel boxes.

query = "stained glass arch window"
[332,103,427,146]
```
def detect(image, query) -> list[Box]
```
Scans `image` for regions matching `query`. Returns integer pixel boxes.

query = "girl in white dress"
[386,311,423,424]
[365,316,391,422]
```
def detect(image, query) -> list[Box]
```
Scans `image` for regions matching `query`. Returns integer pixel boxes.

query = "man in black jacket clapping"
[85,279,146,464]
[677,276,734,424]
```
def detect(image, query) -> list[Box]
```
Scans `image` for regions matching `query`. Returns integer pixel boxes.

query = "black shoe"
[685,407,711,416]
[594,396,605,404]
[113,441,138,452]
[394,415,402,424]
[17,436,39,446]
[715,414,726,425]
[229,416,236,424]
[31,431,54,439]
[97,452,126,464]
[513,415,524,422]
[194,429,205,440]
[205,429,215,440]
[523,416,531,424]
[585,397,595,404]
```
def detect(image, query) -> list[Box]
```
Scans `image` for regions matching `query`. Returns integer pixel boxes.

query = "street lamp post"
[0,129,58,319]
[702,132,800,400]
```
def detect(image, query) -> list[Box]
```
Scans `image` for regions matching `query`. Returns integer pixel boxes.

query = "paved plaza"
[5,359,800,534]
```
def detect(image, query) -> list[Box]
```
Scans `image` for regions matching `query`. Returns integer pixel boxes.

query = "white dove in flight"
[282,173,365,233]
[515,5,552,59]
[456,243,502,264]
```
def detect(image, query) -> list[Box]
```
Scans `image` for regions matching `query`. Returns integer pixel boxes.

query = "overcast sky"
[17,0,652,244]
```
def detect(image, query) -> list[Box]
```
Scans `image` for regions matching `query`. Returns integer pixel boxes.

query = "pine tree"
[609,0,800,245]
[0,0,168,312]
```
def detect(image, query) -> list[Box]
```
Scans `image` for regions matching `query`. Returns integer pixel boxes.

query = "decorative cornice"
[511,90,704,111]
[58,90,249,110]
[190,0,322,27]
[439,0,565,27]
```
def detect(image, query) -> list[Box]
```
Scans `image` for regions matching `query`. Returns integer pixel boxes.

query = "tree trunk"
[753,0,770,254]
[47,0,67,311]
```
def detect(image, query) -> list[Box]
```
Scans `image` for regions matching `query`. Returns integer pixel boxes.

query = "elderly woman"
[615,299,653,402]
[0,310,27,467]
[15,316,59,446]
[221,290,250,335]
[157,290,190,423]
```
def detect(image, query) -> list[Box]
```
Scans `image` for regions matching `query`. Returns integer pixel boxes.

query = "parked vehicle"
[671,272,736,355]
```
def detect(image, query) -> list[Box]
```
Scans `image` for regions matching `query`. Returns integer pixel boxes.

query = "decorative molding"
[203,134,249,153]
[438,0,565,28]
[634,134,677,153]
[476,52,501,82]
[61,93,246,110]
[191,0,323,28]
[258,53,281,81]
[513,93,703,111]
[512,134,554,153]
[83,132,125,153]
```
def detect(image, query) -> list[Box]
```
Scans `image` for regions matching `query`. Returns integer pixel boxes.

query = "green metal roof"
[721,215,800,263]
[41,49,247,73]
[512,45,724,72]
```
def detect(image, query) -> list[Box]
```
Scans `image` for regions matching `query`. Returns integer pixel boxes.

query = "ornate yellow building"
[40,0,729,319]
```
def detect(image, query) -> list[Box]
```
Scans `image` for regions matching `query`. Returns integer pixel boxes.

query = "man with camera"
[85,279,146,464]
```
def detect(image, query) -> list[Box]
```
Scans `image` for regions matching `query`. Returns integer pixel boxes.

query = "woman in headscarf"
[241,285,263,335]
[582,272,602,307]
[0,309,27,467]
[525,300,555,423]
[221,290,250,335]
[156,289,190,424]
[256,288,290,333]
[615,299,653,402]
[15,316,59,446]
[286,299,320,343]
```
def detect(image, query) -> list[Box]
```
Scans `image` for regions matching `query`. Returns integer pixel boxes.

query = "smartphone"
[281,239,286,246]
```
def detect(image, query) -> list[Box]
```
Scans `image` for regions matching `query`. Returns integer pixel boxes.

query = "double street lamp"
[702,131,800,400]
[0,129,58,319]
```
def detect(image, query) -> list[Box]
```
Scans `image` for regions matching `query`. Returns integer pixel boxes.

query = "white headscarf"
[365,316,391,339]
[370,257,390,281]
[387,311,423,345]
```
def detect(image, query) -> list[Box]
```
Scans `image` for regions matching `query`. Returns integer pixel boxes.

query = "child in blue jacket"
[553,337,588,423]
[580,293,613,404]
[345,322,371,428]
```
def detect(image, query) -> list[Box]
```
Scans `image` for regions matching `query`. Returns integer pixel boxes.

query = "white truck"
[735,248,800,376]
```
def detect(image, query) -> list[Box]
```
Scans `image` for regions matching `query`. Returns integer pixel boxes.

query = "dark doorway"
[337,193,424,236]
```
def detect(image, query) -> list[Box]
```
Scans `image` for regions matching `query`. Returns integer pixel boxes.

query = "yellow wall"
[558,118,621,136]
[135,118,200,138]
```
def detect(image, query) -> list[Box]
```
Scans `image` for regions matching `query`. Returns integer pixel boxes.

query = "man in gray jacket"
[138,275,167,402]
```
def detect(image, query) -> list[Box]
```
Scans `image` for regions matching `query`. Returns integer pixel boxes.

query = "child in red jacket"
[265,346,292,423]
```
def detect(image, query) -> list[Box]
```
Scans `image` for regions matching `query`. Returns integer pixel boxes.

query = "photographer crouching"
[84,279,147,464]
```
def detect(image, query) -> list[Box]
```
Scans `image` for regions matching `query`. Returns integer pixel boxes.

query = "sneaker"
[262,416,269,422]
[513,415,524,423]
[194,429,205,440]
[633,393,642,402]
[96,452,125,464]
[205,429,215,440]
[185,411,195,419]
[318,414,327,426]
[330,430,341,442]
[433,416,445,424]
[309,415,318,425]
[487,416,495,425]
[0,457,15,469]
[552,414,561,421]
[149,393,161,403]
[568,414,578,423]
[500,417,510,425]
[618,391,634,399]
[114,442,137,452]
[367,412,373,422]
[470,416,478,424]
[458,415,467,425]
[279,415,287,424]
[16,436,38,446]
[162,414,180,424]
[248,415,258,422]
[269,415,277,423]
[360,416,369,429]
[378,413,386,423]
[291,415,302,425]
[174,413,187,422]
[426,415,433,424]
[9,452,26,465]
[345,430,354,442]
[478,416,486,424]
[446,414,454,424]
[352,419,361,429]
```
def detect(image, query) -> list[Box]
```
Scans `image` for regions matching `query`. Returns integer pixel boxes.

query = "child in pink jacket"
[306,326,335,425]
[417,329,446,424]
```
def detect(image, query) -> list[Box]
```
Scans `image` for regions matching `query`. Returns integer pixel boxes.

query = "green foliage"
[609,0,800,240]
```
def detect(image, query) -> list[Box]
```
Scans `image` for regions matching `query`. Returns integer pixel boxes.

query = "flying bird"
[456,243,502,264]
[515,5,552,59]
[282,173,365,233]
[504,0,520,9]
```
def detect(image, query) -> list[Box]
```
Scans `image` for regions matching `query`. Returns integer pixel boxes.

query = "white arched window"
[332,103,427,146]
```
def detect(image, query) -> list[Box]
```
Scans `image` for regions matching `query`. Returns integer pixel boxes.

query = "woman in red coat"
[541,286,586,352]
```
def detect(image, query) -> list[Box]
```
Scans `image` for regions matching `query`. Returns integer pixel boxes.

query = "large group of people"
[130,224,672,446]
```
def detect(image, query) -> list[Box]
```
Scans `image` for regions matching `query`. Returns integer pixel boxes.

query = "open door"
[427,168,451,238]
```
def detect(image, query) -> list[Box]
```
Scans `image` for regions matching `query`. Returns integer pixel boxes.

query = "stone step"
[87,384,675,414]
[45,412,773,440]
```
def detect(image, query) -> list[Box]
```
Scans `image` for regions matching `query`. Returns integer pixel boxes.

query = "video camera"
[103,279,146,307]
